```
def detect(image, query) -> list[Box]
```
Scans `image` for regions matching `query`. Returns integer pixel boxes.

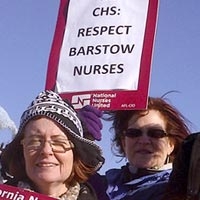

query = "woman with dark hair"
[162,132,200,200]
[0,90,104,200]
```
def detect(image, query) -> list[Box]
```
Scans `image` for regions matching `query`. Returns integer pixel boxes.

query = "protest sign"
[0,184,56,200]
[46,0,159,110]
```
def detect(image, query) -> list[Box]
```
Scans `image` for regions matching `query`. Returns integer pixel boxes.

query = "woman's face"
[122,110,174,169]
[22,117,74,188]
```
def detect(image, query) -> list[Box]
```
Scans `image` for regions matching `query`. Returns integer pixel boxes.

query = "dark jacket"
[89,163,171,200]
[78,182,98,200]
[88,173,109,200]
[106,164,171,200]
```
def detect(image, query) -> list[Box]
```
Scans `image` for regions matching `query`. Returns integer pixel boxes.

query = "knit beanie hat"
[18,90,104,170]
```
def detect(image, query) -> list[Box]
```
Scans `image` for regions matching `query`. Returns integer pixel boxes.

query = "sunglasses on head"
[124,128,168,139]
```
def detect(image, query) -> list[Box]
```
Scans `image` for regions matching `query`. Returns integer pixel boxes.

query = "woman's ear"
[167,139,175,155]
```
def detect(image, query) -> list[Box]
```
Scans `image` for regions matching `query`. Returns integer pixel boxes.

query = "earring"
[165,155,170,164]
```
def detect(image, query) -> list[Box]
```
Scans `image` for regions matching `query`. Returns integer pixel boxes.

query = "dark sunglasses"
[124,128,168,139]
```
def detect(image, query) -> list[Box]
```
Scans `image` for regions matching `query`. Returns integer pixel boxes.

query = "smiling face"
[22,117,74,192]
[121,110,174,169]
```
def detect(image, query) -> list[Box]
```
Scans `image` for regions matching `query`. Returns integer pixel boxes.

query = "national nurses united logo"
[71,94,91,109]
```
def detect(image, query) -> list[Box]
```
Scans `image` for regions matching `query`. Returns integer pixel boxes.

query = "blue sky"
[0,0,200,174]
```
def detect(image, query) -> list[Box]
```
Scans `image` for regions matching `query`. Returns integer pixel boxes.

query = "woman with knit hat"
[0,90,104,200]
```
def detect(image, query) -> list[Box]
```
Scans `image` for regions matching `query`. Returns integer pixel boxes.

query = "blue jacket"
[106,163,171,200]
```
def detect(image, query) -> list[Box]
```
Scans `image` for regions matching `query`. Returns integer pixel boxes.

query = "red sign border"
[0,184,56,200]
[45,0,159,110]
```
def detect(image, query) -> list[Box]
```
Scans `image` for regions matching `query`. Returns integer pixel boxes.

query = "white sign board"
[46,0,159,110]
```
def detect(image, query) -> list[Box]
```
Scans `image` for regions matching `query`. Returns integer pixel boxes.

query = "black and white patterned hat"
[18,90,104,170]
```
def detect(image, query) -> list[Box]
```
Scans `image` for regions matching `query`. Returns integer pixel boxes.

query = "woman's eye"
[29,139,41,145]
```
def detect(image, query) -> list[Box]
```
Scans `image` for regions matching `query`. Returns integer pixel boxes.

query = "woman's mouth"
[36,162,58,167]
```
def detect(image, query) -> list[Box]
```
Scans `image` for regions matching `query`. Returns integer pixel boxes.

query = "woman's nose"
[40,141,53,155]
[137,132,151,143]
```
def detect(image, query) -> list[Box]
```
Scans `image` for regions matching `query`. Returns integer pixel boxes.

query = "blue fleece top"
[106,163,171,200]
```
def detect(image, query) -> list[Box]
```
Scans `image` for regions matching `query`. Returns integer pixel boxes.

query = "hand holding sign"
[79,105,103,141]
